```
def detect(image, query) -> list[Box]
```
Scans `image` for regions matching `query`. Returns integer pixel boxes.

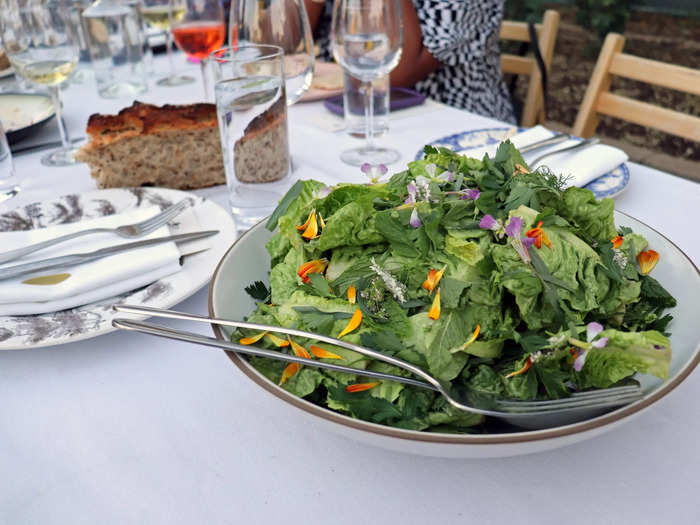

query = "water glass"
[212,45,290,228]
[0,121,20,205]
[344,72,389,138]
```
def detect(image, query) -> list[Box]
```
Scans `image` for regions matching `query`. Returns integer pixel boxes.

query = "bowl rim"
[208,211,699,445]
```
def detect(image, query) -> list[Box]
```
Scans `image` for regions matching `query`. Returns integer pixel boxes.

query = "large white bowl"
[209,211,699,458]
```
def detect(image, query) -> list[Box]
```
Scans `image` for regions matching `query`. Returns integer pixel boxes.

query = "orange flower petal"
[338,308,362,338]
[526,222,551,250]
[505,357,532,378]
[239,331,266,345]
[297,258,328,283]
[319,214,326,229]
[347,285,356,304]
[296,209,315,231]
[638,249,659,275]
[346,382,379,393]
[463,324,481,349]
[310,345,343,360]
[279,363,299,385]
[265,333,290,347]
[422,265,447,293]
[428,288,441,320]
[611,235,624,249]
[288,338,311,358]
[301,212,319,239]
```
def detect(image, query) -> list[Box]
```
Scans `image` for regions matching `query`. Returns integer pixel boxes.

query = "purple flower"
[460,189,480,200]
[505,216,523,239]
[405,180,418,205]
[361,162,389,183]
[313,185,332,199]
[506,216,532,264]
[360,163,371,174]
[574,322,609,372]
[409,208,422,228]
[479,214,499,231]
[438,171,455,183]
[573,349,587,372]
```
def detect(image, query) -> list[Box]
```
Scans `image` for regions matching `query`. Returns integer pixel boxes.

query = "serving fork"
[0,198,191,264]
[112,305,645,430]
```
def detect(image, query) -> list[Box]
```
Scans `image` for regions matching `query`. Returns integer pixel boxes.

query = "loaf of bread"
[75,101,226,190]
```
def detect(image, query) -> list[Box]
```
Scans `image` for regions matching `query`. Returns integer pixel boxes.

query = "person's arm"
[390,0,441,87]
[304,0,325,30]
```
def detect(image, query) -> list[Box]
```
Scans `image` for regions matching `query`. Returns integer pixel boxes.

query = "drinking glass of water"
[0,121,20,205]
[0,0,80,167]
[211,45,290,228]
[331,0,403,167]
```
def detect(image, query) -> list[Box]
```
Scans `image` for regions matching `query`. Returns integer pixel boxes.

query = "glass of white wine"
[331,0,403,167]
[0,0,80,167]
[140,0,194,86]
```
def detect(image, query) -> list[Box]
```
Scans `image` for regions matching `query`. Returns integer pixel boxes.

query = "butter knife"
[0,230,219,281]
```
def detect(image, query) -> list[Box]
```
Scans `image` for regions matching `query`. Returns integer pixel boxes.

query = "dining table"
[1,55,699,525]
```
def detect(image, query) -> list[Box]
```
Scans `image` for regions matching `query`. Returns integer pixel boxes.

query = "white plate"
[417,127,631,199]
[0,187,236,350]
[209,213,699,458]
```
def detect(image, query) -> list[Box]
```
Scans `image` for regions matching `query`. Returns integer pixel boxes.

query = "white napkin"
[461,125,628,188]
[0,207,183,316]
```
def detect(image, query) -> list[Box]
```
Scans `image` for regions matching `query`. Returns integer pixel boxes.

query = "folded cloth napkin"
[0,206,183,316]
[460,125,628,188]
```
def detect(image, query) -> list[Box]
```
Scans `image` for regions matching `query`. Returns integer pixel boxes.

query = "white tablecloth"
[1,57,699,525]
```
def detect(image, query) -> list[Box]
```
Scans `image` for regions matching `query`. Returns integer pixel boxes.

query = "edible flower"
[319,214,326,229]
[405,180,418,205]
[279,363,299,385]
[361,163,388,183]
[611,235,624,249]
[310,345,343,360]
[460,189,480,200]
[296,209,315,231]
[569,322,609,372]
[505,216,535,263]
[338,309,362,338]
[451,325,481,354]
[266,333,290,347]
[478,214,505,238]
[346,382,379,393]
[513,163,530,176]
[428,287,441,320]
[638,249,659,275]
[526,221,552,249]
[239,331,267,345]
[422,266,446,294]
[409,208,422,228]
[289,338,311,358]
[301,211,319,239]
[347,285,356,304]
[297,258,328,283]
[505,357,532,378]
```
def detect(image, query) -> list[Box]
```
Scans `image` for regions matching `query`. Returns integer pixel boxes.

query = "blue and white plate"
[416,127,630,199]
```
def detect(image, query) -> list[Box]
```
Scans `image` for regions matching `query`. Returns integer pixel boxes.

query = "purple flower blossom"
[479,214,499,231]
[505,216,523,239]
[574,322,609,372]
[378,163,388,175]
[313,185,332,199]
[405,180,418,205]
[460,189,480,200]
[409,208,422,228]
[505,216,532,263]
[360,163,371,174]
[573,349,587,372]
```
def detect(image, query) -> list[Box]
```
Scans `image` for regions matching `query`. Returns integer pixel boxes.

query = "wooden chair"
[573,33,700,142]
[500,9,560,127]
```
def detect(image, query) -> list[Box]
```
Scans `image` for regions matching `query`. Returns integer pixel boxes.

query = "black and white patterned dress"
[314,0,515,123]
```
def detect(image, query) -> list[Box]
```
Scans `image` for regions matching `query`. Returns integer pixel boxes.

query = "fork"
[112,305,645,430]
[0,198,191,264]
[529,137,600,168]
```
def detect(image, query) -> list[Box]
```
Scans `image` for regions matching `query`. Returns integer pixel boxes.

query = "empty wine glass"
[229,0,314,105]
[0,0,81,167]
[140,0,194,86]
[331,0,403,166]
[170,0,226,99]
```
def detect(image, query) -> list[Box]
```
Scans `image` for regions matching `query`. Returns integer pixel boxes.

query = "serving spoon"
[112,305,644,430]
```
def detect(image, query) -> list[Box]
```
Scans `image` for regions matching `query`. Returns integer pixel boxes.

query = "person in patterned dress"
[305,0,516,123]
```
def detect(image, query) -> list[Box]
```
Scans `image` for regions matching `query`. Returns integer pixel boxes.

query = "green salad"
[236,142,676,432]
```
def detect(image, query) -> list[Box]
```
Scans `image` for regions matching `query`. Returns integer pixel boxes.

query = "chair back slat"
[501,54,533,76]
[609,53,700,96]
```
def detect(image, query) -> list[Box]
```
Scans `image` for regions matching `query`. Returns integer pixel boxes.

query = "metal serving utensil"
[0,198,191,264]
[113,305,645,430]
[529,137,600,168]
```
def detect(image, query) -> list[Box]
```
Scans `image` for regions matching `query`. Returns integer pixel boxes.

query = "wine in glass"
[0,0,81,167]
[229,0,314,105]
[331,0,403,166]
[140,0,194,86]
[170,0,226,99]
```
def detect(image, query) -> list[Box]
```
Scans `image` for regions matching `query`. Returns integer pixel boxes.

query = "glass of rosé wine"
[170,0,226,99]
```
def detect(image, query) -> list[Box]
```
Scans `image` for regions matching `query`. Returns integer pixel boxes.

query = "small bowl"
[0,93,56,145]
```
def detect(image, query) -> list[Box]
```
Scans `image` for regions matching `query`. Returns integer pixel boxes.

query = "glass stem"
[364,79,375,151]
[200,59,209,101]
[166,31,176,75]
[50,86,70,149]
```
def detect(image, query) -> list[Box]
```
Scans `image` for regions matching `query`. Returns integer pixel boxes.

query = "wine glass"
[331,0,403,166]
[0,120,20,204]
[0,0,81,167]
[229,0,314,105]
[170,0,226,99]
[140,0,194,86]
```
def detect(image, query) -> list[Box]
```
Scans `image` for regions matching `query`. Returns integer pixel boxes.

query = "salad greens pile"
[236,142,676,432]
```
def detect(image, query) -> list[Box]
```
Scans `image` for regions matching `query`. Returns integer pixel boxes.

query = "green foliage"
[575,0,632,41]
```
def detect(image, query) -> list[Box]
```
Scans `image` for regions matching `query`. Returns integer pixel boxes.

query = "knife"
[0,230,219,281]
